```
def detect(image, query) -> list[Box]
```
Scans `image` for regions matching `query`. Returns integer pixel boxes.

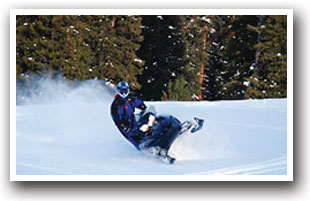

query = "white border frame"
[10,9,293,181]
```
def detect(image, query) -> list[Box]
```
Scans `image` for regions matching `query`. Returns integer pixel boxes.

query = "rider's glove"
[123,126,131,133]
[121,123,131,133]
[139,124,149,132]
[148,114,156,127]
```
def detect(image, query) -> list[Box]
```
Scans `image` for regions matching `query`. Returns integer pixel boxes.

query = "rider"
[111,81,203,163]
[110,81,147,150]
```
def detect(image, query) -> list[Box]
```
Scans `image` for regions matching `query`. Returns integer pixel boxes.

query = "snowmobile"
[135,105,204,164]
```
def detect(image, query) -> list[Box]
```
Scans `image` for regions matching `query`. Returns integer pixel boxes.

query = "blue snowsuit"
[110,94,146,150]
[111,94,183,151]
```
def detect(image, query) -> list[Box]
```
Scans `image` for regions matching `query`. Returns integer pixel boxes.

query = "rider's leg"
[148,116,182,150]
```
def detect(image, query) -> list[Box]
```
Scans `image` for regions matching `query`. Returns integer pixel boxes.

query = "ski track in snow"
[15,82,287,175]
[190,156,287,175]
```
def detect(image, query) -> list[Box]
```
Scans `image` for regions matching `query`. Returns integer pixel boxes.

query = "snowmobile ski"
[190,117,204,133]
[180,117,204,135]
[142,146,175,164]
[158,148,176,164]
[180,121,193,134]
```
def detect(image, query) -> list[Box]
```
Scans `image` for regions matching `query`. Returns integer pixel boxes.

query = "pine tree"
[220,15,258,100]
[182,15,209,100]
[137,15,187,100]
[202,15,228,101]
[81,15,144,90]
[246,15,287,98]
[167,76,192,101]
[16,15,93,80]
[50,15,93,80]
[111,15,144,90]
[138,15,206,101]
[16,15,55,79]
[16,15,144,90]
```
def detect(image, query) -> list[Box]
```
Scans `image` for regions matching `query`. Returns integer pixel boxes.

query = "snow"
[157,15,163,20]
[134,58,143,63]
[243,81,250,86]
[201,16,211,23]
[16,78,287,175]
[168,25,175,30]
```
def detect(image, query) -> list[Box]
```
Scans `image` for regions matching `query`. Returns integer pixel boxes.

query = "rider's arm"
[111,101,131,135]
[133,96,146,111]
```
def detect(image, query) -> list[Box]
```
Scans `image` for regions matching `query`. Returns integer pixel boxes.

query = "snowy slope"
[15,79,287,175]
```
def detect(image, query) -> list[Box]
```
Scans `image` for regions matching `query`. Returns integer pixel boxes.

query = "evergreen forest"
[16,15,287,101]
